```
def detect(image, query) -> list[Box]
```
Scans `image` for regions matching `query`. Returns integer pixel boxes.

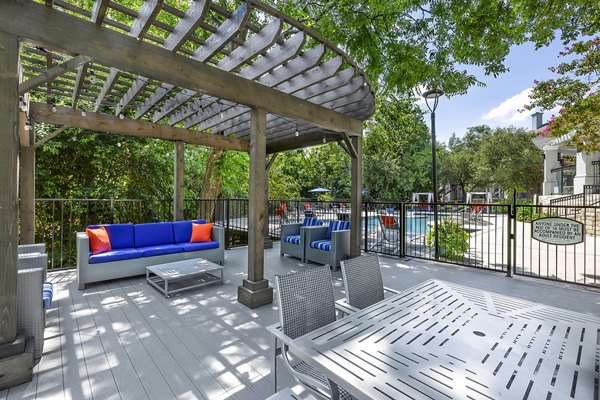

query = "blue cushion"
[88,223,134,249]
[139,244,183,257]
[173,219,207,243]
[89,248,142,264]
[182,241,220,252]
[134,222,174,247]
[42,282,53,309]
[326,220,351,239]
[284,235,301,245]
[302,217,323,227]
[310,240,332,251]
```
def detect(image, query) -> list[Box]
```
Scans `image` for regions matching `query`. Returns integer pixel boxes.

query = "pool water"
[362,215,433,235]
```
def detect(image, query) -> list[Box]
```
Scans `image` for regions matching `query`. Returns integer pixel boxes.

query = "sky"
[418,39,568,144]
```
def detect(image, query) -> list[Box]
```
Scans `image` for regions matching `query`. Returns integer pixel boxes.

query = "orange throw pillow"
[86,227,112,254]
[190,222,213,243]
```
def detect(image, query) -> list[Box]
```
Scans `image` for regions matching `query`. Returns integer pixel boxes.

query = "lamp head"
[422,88,444,99]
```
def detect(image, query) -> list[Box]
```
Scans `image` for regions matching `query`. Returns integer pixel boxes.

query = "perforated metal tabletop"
[288,279,600,399]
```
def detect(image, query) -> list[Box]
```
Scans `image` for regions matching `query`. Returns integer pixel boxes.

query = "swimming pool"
[362,214,433,235]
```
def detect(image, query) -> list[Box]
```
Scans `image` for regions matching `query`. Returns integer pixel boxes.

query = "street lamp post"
[423,88,444,260]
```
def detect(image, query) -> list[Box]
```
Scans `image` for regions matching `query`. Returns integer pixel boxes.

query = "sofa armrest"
[212,225,225,247]
[280,222,301,239]
[331,229,350,265]
[77,232,90,290]
[18,252,48,282]
[304,226,328,244]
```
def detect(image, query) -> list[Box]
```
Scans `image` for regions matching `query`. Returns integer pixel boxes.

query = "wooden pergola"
[0,0,374,383]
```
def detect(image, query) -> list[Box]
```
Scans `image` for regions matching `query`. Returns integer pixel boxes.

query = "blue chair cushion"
[134,222,174,247]
[284,235,301,245]
[139,244,183,257]
[302,217,323,227]
[326,220,351,239]
[88,223,134,249]
[182,241,219,252]
[310,240,332,251]
[89,248,142,264]
[173,219,207,243]
[42,282,53,309]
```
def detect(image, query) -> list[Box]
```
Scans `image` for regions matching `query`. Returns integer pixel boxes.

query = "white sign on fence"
[532,217,584,245]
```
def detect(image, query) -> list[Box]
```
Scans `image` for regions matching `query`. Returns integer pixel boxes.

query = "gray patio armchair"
[304,220,350,270]
[17,252,49,360]
[280,217,323,262]
[18,243,47,255]
[338,253,400,313]
[270,267,351,400]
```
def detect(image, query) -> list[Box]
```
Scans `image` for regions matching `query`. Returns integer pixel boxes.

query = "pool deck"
[3,244,600,400]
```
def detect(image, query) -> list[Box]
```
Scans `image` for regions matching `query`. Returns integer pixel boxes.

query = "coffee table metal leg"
[164,279,169,298]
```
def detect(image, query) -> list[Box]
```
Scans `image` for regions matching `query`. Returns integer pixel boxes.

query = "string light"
[24,120,32,131]
[119,113,124,119]
[322,136,326,144]
[294,125,299,137]
[81,110,87,117]
[51,104,57,112]
[89,69,97,84]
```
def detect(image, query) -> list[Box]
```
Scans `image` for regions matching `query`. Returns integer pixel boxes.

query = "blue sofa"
[77,220,224,289]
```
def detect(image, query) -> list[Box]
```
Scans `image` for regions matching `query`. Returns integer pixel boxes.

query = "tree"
[438,126,490,196]
[478,127,543,197]
[526,37,600,152]
[363,95,431,200]
[271,0,600,95]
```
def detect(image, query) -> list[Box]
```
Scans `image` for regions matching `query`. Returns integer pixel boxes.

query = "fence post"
[506,204,513,278]
[109,197,115,224]
[225,198,230,249]
[400,202,405,258]
[364,201,369,253]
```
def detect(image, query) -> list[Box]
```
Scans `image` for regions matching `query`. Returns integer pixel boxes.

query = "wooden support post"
[174,141,184,221]
[19,115,36,244]
[0,31,19,345]
[238,107,273,308]
[0,31,34,390]
[350,134,363,257]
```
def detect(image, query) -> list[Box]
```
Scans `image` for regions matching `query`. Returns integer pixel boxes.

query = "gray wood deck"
[3,244,600,400]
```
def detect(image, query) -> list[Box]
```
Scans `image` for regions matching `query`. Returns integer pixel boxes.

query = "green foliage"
[516,207,550,223]
[271,0,600,95]
[439,125,542,198]
[425,221,470,260]
[363,95,432,200]
[526,37,600,152]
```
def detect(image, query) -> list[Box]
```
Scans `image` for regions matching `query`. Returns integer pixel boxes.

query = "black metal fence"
[33,198,600,288]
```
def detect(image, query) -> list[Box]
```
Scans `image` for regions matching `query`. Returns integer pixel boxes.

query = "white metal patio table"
[283,279,600,399]
[146,258,223,298]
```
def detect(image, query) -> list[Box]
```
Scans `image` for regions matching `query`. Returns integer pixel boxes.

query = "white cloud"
[481,88,532,124]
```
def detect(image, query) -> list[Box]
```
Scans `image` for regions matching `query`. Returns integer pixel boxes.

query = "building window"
[551,165,576,195]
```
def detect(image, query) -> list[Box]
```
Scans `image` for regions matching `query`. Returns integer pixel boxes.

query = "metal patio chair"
[338,253,400,313]
[271,267,351,400]
[368,214,400,254]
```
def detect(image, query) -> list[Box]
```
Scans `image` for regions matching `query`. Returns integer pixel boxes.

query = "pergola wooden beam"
[19,54,91,95]
[35,125,67,147]
[29,103,249,152]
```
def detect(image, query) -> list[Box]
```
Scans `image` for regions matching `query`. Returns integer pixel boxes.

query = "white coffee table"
[146,258,224,298]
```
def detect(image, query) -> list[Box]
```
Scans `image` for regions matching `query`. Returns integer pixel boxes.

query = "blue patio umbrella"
[308,188,331,193]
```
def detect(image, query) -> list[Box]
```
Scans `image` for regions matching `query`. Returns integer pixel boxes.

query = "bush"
[516,207,549,223]
[426,221,470,261]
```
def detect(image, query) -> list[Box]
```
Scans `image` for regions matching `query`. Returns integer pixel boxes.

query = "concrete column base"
[238,279,273,309]
[0,335,34,390]
[264,238,273,249]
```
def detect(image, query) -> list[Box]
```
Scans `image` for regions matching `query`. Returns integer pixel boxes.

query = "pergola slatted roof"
[14,0,375,151]
[0,2,370,366]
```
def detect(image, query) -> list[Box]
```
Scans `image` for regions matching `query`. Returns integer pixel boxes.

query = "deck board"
[3,244,600,399]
